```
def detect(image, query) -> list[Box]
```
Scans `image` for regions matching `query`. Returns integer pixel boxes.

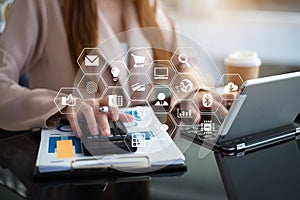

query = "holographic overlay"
[63,28,231,173]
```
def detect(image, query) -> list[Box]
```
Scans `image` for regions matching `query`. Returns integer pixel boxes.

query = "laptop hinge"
[296,127,300,135]
[296,127,300,140]
[236,143,246,151]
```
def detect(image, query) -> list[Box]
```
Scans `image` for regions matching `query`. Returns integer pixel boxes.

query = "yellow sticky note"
[56,140,74,159]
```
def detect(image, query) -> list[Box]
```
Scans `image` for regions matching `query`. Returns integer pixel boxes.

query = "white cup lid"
[224,51,262,67]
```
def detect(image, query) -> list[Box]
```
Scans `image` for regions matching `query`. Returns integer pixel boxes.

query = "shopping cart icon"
[131,54,145,68]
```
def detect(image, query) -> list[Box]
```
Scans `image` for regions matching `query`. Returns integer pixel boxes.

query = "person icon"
[155,93,169,106]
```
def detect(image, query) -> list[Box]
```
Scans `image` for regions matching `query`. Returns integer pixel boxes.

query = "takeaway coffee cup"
[224,51,262,88]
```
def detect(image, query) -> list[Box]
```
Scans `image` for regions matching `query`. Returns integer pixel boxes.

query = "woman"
[0,0,177,135]
[0,0,228,136]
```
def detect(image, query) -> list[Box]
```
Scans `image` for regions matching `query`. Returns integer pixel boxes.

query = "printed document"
[35,107,185,173]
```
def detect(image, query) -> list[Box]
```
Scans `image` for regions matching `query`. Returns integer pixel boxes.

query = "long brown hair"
[63,0,174,69]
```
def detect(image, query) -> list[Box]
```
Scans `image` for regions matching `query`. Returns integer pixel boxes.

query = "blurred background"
[161,0,300,77]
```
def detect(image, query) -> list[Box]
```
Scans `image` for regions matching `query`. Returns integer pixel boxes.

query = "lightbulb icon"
[111,67,120,82]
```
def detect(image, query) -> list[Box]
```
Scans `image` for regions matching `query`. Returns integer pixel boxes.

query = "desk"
[0,130,227,200]
[1,123,300,200]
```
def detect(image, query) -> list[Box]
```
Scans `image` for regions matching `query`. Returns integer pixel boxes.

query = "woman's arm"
[0,0,62,131]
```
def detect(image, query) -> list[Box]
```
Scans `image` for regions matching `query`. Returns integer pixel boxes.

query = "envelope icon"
[85,55,99,67]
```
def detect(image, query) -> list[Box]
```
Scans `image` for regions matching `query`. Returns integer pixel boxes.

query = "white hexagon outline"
[76,73,105,99]
[146,59,178,87]
[54,87,82,115]
[216,73,244,101]
[170,47,201,72]
[124,130,154,154]
[167,113,178,137]
[154,113,178,138]
[123,47,154,75]
[103,86,131,108]
[127,74,154,101]
[194,114,222,141]
[195,114,222,159]
[148,85,176,114]
[195,87,224,115]
[170,72,202,101]
[127,100,153,128]
[100,61,130,88]
[170,99,201,126]
[76,48,107,74]
[177,113,222,159]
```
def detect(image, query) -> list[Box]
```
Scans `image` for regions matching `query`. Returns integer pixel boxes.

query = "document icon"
[85,55,99,67]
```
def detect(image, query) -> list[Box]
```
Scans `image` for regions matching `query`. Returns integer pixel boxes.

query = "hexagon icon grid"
[216,73,244,100]
[195,114,222,141]
[126,101,152,128]
[155,113,177,137]
[147,60,177,86]
[77,48,106,74]
[77,74,105,99]
[148,86,175,113]
[124,48,153,75]
[171,47,200,73]
[170,100,200,126]
[194,88,224,114]
[124,131,154,154]
[171,73,202,101]
[104,87,130,108]
[125,74,153,101]
[196,114,222,159]
[101,61,130,87]
[54,87,82,114]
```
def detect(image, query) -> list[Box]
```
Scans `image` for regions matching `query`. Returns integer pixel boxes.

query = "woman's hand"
[222,92,237,109]
[183,90,237,124]
[195,90,236,118]
[62,95,133,138]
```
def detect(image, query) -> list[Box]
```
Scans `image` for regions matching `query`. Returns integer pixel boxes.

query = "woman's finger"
[216,103,229,119]
[119,112,134,122]
[81,105,99,136]
[99,95,119,121]
[95,111,111,136]
[223,92,237,100]
[222,92,237,109]
[67,114,82,138]
[107,106,119,121]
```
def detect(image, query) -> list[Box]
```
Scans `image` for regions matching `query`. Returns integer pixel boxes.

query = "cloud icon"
[224,82,239,92]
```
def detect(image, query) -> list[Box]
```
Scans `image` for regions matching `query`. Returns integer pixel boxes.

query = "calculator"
[79,120,137,156]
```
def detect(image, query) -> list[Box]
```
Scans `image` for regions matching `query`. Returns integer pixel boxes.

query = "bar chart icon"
[177,108,192,118]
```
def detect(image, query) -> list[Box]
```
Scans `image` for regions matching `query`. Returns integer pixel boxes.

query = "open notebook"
[35,107,185,175]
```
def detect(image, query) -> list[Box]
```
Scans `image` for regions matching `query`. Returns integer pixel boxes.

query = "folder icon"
[85,55,99,67]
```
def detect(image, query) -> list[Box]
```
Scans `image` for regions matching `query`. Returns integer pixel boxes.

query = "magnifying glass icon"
[178,54,191,67]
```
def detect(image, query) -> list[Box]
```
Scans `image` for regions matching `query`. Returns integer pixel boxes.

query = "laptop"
[181,71,300,155]
[215,138,300,199]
